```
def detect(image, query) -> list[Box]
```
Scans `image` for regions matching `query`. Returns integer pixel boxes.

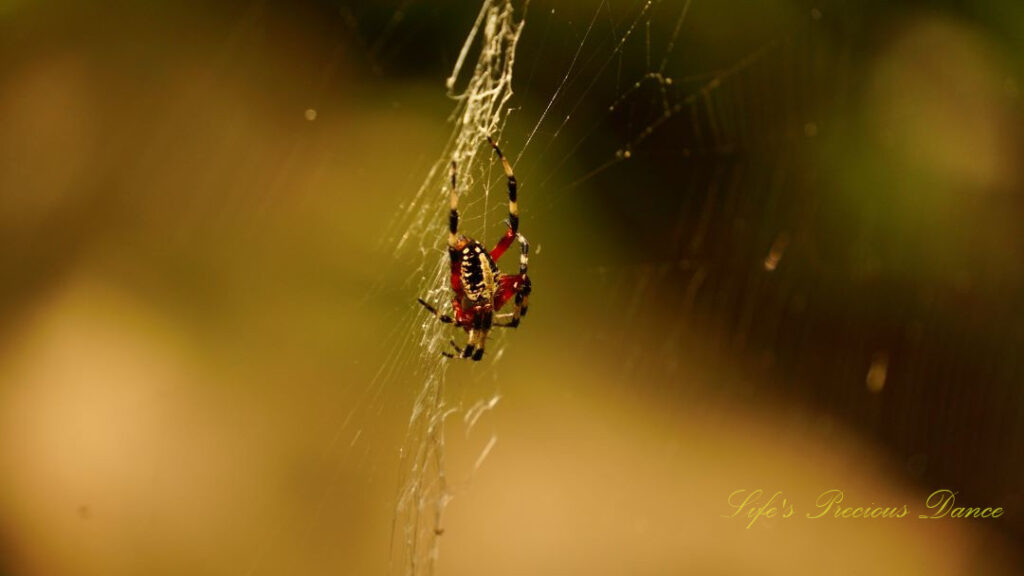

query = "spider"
[417,137,531,361]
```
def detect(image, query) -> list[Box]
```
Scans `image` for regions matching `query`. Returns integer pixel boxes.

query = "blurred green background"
[0,0,1021,575]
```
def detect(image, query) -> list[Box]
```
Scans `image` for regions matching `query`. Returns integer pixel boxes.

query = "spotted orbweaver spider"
[417,137,531,361]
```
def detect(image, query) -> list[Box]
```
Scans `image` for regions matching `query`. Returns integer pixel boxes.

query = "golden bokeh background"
[0,1,1021,575]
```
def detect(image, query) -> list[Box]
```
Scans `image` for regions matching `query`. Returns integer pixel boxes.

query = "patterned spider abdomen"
[458,241,500,302]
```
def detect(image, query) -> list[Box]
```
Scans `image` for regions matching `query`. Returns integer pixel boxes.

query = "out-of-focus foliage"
[0,1,1021,575]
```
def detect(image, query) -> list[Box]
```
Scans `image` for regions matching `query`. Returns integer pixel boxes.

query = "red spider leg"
[447,255,471,327]
[494,275,524,310]
[494,232,530,325]
[490,226,516,261]
[450,297,470,327]
[449,262,462,293]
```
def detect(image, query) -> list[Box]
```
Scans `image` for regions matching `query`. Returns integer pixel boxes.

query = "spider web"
[339,0,1019,569]
[1,1,1020,574]
[384,2,526,574]
[375,1,796,574]
[319,0,1024,571]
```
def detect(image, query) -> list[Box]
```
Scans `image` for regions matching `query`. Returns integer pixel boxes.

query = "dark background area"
[0,1,1021,574]
[341,0,1024,542]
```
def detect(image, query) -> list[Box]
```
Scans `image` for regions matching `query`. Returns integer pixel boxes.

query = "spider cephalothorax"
[417,137,531,361]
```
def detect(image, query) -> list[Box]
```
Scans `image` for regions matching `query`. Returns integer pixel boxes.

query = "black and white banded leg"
[448,160,462,250]
[441,339,463,359]
[488,136,518,235]
[417,298,454,324]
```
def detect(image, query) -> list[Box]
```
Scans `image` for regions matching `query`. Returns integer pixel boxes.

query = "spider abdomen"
[458,240,500,302]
